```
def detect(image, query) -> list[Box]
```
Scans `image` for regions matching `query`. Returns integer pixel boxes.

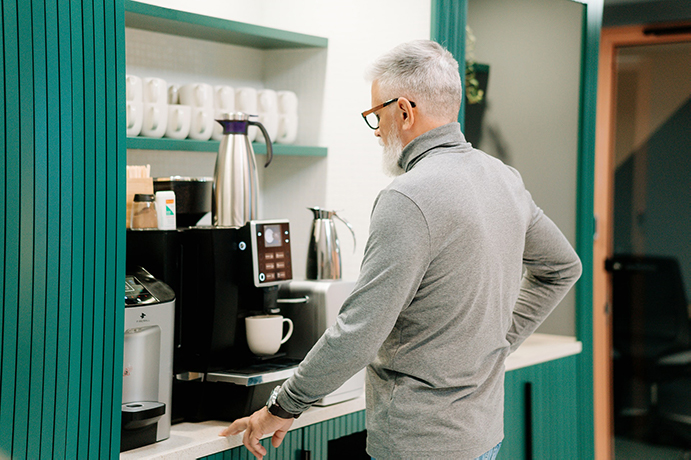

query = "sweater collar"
[399,122,469,172]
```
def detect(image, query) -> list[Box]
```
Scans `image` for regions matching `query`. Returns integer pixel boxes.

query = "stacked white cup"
[212,85,235,141]
[276,91,298,144]
[179,83,215,141]
[126,75,143,137]
[256,89,279,144]
[165,84,192,140]
[141,77,169,138]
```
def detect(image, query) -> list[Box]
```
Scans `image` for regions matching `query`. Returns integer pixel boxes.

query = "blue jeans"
[371,441,502,460]
[474,441,502,460]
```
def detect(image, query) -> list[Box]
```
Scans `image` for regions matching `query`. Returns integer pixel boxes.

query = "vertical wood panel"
[15,0,35,456]
[0,0,17,455]
[52,0,73,454]
[41,1,62,457]
[28,0,48,457]
[1,0,124,457]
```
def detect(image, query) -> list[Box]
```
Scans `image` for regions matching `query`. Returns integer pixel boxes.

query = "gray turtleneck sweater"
[278,123,582,459]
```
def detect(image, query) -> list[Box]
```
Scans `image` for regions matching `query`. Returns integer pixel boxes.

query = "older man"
[221,40,581,460]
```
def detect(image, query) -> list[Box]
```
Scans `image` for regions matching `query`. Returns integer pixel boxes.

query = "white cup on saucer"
[179,83,214,109]
[140,103,168,138]
[143,77,168,105]
[188,107,214,141]
[126,101,143,137]
[245,315,294,356]
[165,104,191,140]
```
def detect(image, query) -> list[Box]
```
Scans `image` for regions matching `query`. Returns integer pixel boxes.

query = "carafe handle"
[249,120,274,168]
[333,212,357,253]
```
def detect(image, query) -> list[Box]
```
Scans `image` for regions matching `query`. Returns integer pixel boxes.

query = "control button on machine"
[275,261,285,269]
[265,253,274,260]
[275,252,284,259]
[277,271,286,279]
[265,273,276,281]
[266,262,275,270]
[259,273,266,282]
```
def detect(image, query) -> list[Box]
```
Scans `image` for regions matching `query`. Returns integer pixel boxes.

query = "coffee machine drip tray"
[207,357,301,387]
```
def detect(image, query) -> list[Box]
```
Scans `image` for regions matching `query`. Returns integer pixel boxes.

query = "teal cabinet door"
[501,356,579,460]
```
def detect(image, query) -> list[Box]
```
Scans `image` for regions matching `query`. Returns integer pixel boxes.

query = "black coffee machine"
[126,220,299,423]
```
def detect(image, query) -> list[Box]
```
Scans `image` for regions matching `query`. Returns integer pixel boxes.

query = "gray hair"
[366,40,462,122]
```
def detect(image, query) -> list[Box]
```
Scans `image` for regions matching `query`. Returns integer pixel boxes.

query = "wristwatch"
[266,386,301,419]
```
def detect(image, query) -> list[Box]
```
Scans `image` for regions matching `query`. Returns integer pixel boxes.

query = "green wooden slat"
[0,0,5,436]
[430,0,467,127]
[110,0,127,455]
[0,0,19,456]
[89,0,107,456]
[53,0,74,455]
[65,0,85,456]
[576,2,603,459]
[125,136,328,156]
[28,0,49,457]
[14,0,36,456]
[123,0,327,50]
[40,0,61,456]
[79,0,97,457]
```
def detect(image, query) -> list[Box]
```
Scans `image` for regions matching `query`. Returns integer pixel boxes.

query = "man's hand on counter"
[219,407,294,460]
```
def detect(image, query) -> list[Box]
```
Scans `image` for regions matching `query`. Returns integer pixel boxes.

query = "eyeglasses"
[361,98,416,130]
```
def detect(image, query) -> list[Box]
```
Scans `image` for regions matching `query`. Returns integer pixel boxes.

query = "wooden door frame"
[593,22,691,460]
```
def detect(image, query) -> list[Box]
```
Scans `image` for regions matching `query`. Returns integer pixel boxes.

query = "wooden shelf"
[124,1,328,50]
[126,137,327,157]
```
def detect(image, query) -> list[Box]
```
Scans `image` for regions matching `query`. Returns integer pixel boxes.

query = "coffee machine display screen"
[250,220,293,287]
[262,225,283,248]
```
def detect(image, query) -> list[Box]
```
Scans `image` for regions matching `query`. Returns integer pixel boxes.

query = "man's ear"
[398,98,415,130]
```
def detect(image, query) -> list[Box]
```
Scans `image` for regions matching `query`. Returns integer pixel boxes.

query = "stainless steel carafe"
[213,112,273,227]
[306,207,356,280]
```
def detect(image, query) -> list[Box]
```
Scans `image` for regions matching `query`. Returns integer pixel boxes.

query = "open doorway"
[594,23,691,460]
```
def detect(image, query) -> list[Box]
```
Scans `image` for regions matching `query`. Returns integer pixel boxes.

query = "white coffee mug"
[126,101,143,137]
[164,104,191,140]
[179,83,214,108]
[235,87,257,113]
[214,85,235,111]
[143,77,167,105]
[188,107,214,141]
[257,89,278,112]
[276,114,298,144]
[167,84,180,105]
[277,90,298,114]
[245,315,294,356]
[140,103,168,138]
[126,75,142,102]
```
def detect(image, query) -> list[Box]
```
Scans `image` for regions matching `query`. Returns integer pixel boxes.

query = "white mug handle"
[280,318,294,344]
[127,104,135,129]
[149,106,159,131]
[173,108,182,132]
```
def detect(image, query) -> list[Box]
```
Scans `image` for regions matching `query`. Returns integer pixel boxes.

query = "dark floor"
[615,437,691,459]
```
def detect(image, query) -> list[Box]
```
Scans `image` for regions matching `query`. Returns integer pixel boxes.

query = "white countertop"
[121,333,581,459]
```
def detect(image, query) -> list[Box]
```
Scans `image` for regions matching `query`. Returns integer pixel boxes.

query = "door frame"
[593,21,691,460]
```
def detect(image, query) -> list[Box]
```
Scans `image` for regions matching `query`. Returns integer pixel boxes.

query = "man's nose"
[374,128,381,137]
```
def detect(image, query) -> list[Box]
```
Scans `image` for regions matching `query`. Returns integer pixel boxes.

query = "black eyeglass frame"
[361,98,417,130]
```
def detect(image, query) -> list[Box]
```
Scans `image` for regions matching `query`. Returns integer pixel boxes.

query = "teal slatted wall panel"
[0,1,19,457]
[0,0,125,457]
[28,0,48,457]
[430,0,467,127]
[200,410,367,460]
[15,1,36,457]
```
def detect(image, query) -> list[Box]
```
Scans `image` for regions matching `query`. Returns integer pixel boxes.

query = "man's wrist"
[266,386,301,419]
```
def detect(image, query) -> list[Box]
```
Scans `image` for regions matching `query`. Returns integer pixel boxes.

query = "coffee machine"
[121,268,175,452]
[126,219,299,422]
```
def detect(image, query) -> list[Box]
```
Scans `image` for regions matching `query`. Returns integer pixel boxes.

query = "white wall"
[127,0,432,280]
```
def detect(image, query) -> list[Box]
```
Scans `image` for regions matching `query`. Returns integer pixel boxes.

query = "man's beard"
[381,121,405,177]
